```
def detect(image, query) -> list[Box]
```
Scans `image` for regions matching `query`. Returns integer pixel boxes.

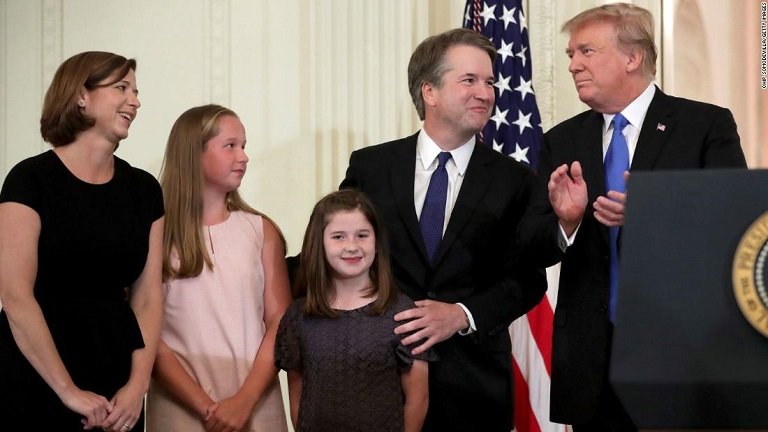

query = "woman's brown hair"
[40,51,136,146]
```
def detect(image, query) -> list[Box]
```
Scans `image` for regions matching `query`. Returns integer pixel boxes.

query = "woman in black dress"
[0,51,164,431]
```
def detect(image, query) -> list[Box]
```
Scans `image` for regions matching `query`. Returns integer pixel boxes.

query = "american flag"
[464,0,541,167]
[463,2,566,431]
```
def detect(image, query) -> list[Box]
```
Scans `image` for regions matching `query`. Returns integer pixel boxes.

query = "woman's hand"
[99,383,144,431]
[204,394,254,432]
[58,386,113,430]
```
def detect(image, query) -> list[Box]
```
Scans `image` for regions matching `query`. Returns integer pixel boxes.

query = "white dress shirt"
[561,82,657,246]
[414,129,477,334]
[414,130,475,232]
[601,82,656,163]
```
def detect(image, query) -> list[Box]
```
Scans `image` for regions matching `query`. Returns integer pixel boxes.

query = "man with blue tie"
[521,3,747,431]
[341,28,547,431]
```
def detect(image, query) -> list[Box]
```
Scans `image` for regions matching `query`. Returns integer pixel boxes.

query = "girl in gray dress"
[276,189,433,432]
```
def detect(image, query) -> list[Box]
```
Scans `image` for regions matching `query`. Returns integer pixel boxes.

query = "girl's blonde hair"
[160,104,285,279]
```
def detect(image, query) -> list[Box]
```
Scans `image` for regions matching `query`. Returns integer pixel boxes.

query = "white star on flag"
[496,40,514,64]
[509,143,530,163]
[514,77,534,100]
[500,6,517,29]
[494,73,512,97]
[512,109,532,133]
[480,2,497,25]
[490,106,510,128]
[515,46,528,67]
[492,139,504,153]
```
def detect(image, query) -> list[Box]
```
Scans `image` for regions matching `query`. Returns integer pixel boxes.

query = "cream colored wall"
[0,0,467,253]
[663,0,768,167]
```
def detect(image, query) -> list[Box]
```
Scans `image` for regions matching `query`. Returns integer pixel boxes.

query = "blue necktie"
[420,152,451,264]
[605,113,629,321]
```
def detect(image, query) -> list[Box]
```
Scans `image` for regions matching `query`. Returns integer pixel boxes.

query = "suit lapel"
[632,87,675,170]
[579,112,606,203]
[389,133,429,261]
[578,111,610,244]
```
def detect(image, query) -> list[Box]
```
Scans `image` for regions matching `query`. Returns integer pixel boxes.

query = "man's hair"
[561,2,657,77]
[407,28,495,120]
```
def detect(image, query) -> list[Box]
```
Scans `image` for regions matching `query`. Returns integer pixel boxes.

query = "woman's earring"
[77,100,85,108]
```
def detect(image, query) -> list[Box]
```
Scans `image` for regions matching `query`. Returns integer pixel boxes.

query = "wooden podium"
[610,169,768,430]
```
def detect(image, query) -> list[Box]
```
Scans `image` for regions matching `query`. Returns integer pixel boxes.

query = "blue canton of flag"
[464,0,542,169]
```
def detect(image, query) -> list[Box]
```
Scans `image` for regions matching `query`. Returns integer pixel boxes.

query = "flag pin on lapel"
[656,123,666,132]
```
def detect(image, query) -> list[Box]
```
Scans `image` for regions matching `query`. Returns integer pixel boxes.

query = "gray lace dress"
[275,293,435,432]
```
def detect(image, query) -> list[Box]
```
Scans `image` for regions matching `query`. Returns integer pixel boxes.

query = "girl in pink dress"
[148,104,290,432]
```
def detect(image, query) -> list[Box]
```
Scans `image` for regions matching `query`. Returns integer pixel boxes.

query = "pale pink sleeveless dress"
[147,211,287,431]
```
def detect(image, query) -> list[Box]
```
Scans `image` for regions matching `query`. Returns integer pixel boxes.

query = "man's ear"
[422,81,437,107]
[625,48,644,73]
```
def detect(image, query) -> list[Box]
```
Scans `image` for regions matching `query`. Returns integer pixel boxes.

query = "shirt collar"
[603,82,656,132]
[417,129,475,176]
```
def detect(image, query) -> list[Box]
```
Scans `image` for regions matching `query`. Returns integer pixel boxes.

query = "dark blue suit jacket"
[521,87,747,424]
[341,132,546,432]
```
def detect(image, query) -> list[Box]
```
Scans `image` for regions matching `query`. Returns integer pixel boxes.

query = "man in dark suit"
[340,28,547,432]
[521,3,748,431]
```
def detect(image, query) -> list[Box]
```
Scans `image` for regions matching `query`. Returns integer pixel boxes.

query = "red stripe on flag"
[512,355,543,432]
[525,297,555,375]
